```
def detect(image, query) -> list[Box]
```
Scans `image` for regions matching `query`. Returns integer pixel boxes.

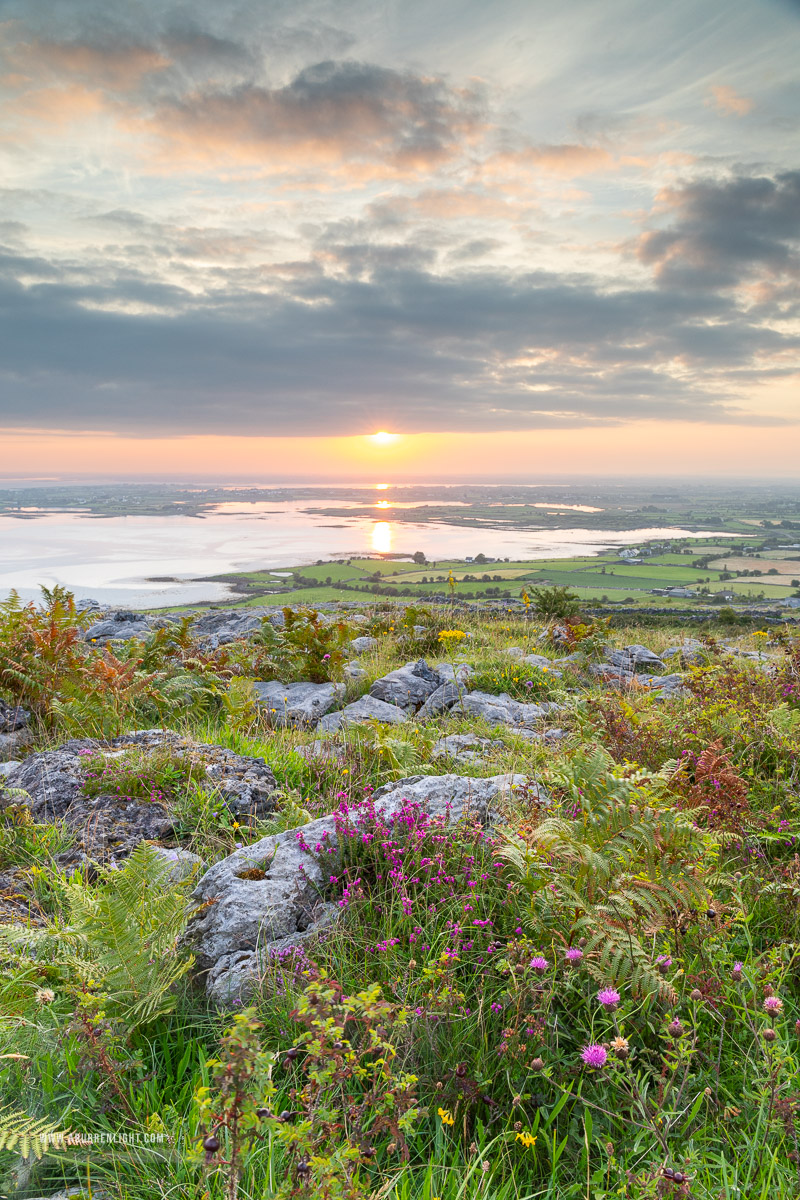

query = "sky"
[0,0,798,479]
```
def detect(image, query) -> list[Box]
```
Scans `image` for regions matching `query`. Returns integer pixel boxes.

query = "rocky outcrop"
[431,732,504,763]
[452,691,562,729]
[253,681,344,728]
[605,645,665,672]
[0,730,280,866]
[185,771,537,1005]
[416,681,464,719]
[369,659,441,710]
[317,694,407,731]
[84,611,153,644]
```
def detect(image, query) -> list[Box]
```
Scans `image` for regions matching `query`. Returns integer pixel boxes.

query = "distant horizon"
[3,473,800,489]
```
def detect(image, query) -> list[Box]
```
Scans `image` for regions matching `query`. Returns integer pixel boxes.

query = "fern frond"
[0,1106,63,1159]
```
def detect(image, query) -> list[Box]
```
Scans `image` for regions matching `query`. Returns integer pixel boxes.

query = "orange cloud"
[479,144,614,181]
[20,38,169,90]
[707,85,753,117]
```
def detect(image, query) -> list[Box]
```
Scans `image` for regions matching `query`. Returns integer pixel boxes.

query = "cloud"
[0,231,796,437]
[635,170,800,291]
[707,84,754,117]
[139,60,487,172]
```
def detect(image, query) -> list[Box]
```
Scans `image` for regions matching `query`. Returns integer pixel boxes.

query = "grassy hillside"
[1,589,799,1198]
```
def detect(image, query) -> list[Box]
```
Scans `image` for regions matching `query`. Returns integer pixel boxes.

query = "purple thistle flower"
[565,947,583,962]
[581,1043,607,1068]
[668,1018,683,1036]
[597,987,621,1009]
[529,955,549,972]
[732,962,743,981]
[764,996,783,1013]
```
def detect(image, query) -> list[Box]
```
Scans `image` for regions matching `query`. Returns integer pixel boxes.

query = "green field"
[217,536,800,610]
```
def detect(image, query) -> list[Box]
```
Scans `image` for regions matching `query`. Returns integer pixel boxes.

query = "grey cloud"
[148,60,487,167]
[636,170,800,290]
[0,243,795,436]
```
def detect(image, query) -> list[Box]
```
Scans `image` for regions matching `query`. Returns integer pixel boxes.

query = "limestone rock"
[606,645,665,673]
[453,691,560,729]
[0,730,280,865]
[317,694,407,731]
[369,659,441,710]
[416,681,463,719]
[0,728,32,760]
[84,611,153,644]
[253,681,344,728]
[521,653,556,670]
[431,733,502,763]
[349,636,378,654]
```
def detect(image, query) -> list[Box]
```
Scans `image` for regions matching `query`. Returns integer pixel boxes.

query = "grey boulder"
[605,645,665,672]
[253,681,344,728]
[0,728,31,760]
[84,611,153,644]
[369,659,441,710]
[349,636,378,654]
[453,691,560,729]
[416,681,463,719]
[317,694,407,731]
[431,733,503,763]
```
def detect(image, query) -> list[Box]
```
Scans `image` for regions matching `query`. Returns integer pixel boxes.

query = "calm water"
[0,499,721,607]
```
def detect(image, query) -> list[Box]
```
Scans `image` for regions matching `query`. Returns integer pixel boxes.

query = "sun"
[369,431,398,446]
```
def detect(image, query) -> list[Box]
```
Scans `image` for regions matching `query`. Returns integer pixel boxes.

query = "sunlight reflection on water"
[371,521,392,553]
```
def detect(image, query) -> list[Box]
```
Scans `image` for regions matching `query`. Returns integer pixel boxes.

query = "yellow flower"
[515,1131,537,1149]
[438,629,466,641]
[437,1107,455,1126]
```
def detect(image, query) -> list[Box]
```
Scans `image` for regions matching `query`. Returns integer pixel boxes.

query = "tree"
[412,551,426,564]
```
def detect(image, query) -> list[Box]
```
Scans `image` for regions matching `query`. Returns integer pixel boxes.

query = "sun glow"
[369,431,398,446]
[371,521,392,553]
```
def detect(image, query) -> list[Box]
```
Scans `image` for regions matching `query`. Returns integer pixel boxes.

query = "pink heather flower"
[529,956,549,972]
[597,987,621,1009]
[581,1044,607,1068]
[565,947,583,962]
[764,996,784,1014]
